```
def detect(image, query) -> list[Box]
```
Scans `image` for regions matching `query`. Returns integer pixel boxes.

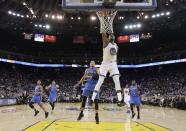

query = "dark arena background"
[0,0,186,131]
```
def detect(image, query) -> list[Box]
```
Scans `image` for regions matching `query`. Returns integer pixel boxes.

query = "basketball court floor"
[0,103,185,131]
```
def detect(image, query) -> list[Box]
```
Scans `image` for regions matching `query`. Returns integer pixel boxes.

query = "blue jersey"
[130,84,139,97]
[49,84,57,97]
[83,67,98,91]
[34,85,41,96]
[86,67,97,83]
[31,85,42,104]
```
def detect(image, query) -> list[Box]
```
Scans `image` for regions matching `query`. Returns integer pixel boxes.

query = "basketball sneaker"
[117,101,122,107]
[34,110,39,117]
[77,112,84,121]
[45,112,49,119]
[137,115,140,119]
[131,112,136,119]
[95,113,99,124]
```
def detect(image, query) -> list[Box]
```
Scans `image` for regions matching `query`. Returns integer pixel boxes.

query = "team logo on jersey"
[110,48,117,56]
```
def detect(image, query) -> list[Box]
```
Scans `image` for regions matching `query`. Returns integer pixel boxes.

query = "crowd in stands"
[0,63,185,109]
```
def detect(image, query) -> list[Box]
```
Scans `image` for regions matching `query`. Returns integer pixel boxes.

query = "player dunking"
[123,84,130,113]
[29,80,49,118]
[46,80,59,114]
[129,80,141,119]
[74,61,100,124]
[91,31,122,105]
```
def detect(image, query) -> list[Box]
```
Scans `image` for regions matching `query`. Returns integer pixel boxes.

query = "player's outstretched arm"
[45,85,50,90]
[102,33,109,48]
[74,69,87,88]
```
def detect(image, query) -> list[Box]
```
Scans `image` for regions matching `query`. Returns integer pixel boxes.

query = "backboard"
[62,0,157,11]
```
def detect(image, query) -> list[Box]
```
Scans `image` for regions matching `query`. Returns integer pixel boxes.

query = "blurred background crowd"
[0,63,185,110]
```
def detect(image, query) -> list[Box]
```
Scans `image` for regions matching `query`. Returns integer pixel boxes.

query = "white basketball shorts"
[99,62,120,77]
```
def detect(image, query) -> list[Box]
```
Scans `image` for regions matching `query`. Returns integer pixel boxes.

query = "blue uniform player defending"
[74,61,100,124]
[46,80,59,114]
[29,80,49,118]
[129,80,141,119]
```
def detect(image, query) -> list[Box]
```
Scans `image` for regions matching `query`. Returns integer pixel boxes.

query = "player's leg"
[130,97,136,118]
[125,97,130,113]
[39,103,49,118]
[130,103,136,118]
[110,64,122,104]
[112,75,122,101]
[77,96,87,120]
[92,76,105,101]
[136,106,140,119]
[37,96,49,118]
[94,99,99,124]
[92,65,107,101]
[29,101,39,116]
[136,97,141,119]
[49,96,56,113]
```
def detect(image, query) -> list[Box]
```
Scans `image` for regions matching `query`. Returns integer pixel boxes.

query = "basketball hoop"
[96,10,117,34]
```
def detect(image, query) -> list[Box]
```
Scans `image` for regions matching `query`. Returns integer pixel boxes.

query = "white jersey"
[103,42,118,63]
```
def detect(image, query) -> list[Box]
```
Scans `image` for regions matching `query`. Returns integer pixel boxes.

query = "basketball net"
[96,10,117,34]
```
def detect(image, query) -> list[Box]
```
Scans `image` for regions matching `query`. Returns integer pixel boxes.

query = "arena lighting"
[166,12,170,15]
[161,12,165,16]
[129,25,133,29]
[46,24,50,29]
[51,15,55,19]
[137,23,142,28]
[8,11,12,14]
[45,14,49,18]
[144,15,149,19]
[156,14,160,17]
[57,15,63,20]
[119,16,124,20]
[133,25,137,28]
[90,16,96,21]
[125,23,141,30]
[23,2,27,6]
[137,16,140,19]
[152,15,156,18]
[0,58,186,68]
[124,25,129,29]
[77,16,81,20]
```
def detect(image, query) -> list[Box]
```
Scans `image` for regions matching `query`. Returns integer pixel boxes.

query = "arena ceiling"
[0,0,186,34]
